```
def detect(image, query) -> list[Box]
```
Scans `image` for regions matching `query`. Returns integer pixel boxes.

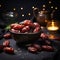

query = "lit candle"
[47,21,59,31]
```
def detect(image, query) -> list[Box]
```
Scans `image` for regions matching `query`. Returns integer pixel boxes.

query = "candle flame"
[52,21,54,26]
[47,21,59,31]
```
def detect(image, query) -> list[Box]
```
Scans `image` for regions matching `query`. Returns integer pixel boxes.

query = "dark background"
[0,0,60,21]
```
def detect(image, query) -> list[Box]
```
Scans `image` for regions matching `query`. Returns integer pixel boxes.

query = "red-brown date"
[28,46,37,53]
[3,33,11,39]
[3,47,14,54]
[10,23,19,28]
[33,27,40,33]
[21,26,30,33]
[40,33,48,39]
[33,22,40,28]
[3,40,10,47]
[11,29,20,33]
[23,20,32,26]
[42,45,54,51]
[13,24,25,30]
[33,44,41,51]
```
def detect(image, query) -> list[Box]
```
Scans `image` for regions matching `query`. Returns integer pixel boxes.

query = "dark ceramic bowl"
[10,30,41,43]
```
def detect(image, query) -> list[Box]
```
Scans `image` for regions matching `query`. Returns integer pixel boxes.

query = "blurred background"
[0,0,60,26]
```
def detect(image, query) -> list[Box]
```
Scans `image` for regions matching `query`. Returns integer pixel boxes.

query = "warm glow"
[28,13,31,16]
[13,8,16,11]
[55,7,58,10]
[51,6,53,9]
[47,21,59,31]
[43,5,45,7]
[21,7,23,10]
[45,20,47,22]
[22,14,24,17]
[32,6,35,9]
[49,1,51,4]
[49,34,55,39]
[43,8,45,10]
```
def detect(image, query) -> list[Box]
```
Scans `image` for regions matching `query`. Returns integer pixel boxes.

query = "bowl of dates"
[10,20,41,43]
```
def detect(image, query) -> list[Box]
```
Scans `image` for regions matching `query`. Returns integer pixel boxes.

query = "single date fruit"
[10,23,19,28]
[23,20,32,26]
[33,27,40,33]
[33,44,41,51]
[3,33,11,39]
[13,24,24,30]
[33,22,40,28]
[40,33,48,39]
[3,40,10,47]
[11,29,20,33]
[42,45,54,51]
[28,46,37,53]
[21,26,30,33]
[3,47,14,54]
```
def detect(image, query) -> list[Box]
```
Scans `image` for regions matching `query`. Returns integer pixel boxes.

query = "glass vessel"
[46,20,59,40]
[47,20,59,31]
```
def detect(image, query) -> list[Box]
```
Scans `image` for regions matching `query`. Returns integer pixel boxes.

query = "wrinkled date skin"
[3,33,11,39]
[10,20,41,33]
[33,27,40,33]
[21,26,30,33]
[10,23,19,29]
[23,20,32,26]
[11,29,20,33]
[33,44,41,51]
[42,45,54,51]
[13,24,25,30]
[28,46,37,53]
[3,47,14,54]
[3,40,10,47]
[33,22,40,28]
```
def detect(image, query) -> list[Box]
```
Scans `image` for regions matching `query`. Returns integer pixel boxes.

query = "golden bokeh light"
[28,13,31,16]
[13,8,16,11]
[22,14,24,17]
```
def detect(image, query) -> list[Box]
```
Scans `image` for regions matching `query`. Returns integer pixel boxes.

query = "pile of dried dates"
[10,20,41,33]
[26,43,54,53]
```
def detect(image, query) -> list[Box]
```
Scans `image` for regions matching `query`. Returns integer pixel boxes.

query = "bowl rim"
[9,30,41,35]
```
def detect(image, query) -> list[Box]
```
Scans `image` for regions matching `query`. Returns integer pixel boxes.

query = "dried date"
[3,47,14,54]
[3,40,10,47]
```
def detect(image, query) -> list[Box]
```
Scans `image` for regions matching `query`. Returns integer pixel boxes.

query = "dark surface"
[0,26,60,60]
[0,38,58,60]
